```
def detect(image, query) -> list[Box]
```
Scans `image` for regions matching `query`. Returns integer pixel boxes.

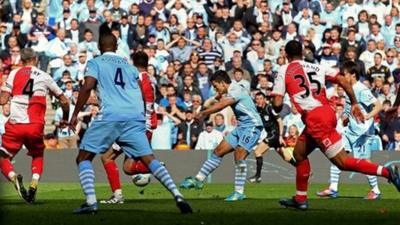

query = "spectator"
[360,40,379,72]
[178,107,203,149]
[191,94,203,114]
[284,124,299,148]
[232,68,250,92]
[53,54,79,82]
[378,82,396,105]
[99,10,120,36]
[218,32,250,62]
[366,52,392,82]
[386,130,400,151]
[198,38,222,70]
[82,8,102,42]
[196,63,212,100]
[383,48,398,72]
[54,102,77,149]
[44,133,60,150]
[166,37,197,63]
[178,74,201,97]
[152,107,181,150]
[283,105,305,137]
[110,0,128,22]
[195,121,223,150]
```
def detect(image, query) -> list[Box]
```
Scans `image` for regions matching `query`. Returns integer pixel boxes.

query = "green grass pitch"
[1,183,399,225]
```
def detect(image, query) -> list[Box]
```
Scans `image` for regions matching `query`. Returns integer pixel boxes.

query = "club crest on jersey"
[322,138,332,147]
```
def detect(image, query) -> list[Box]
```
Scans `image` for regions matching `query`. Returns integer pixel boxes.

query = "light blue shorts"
[343,133,371,159]
[80,120,153,158]
[225,126,263,152]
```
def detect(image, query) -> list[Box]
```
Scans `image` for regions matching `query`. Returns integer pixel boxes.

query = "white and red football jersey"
[1,66,63,124]
[271,60,339,115]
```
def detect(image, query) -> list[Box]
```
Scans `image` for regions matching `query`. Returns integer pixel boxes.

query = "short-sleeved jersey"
[257,104,280,132]
[344,81,376,135]
[271,60,339,115]
[85,52,145,121]
[1,66,63,124]
[226,83,263,127]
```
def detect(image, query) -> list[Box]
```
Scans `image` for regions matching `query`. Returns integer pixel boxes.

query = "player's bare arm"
[0,91,10,105]
[70,76,97,130]
[336,76,364,123]
[195,97,236,120]
[272,95,284,113]
[57,94,70,126]
[365,100,382,121]
[277,117,285,146]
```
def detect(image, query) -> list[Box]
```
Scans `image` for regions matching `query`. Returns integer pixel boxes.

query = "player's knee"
[123,161,133,175]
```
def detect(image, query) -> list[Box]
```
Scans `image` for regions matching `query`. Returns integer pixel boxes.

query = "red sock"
[0,157,14,180]
[31,156,44,179]
[132,160,149,174]
[104,161,121,192]
[342,157,389,178]
[295,159,310,202]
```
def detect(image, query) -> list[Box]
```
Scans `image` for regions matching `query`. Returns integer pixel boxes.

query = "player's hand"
[351,104,365,123]
[69,115,78,132]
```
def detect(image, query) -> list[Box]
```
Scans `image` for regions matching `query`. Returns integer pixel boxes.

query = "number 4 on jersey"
[22,78,34,96]
[114,68,126,89]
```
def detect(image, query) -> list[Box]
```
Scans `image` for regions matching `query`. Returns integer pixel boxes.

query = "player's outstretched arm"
[336,76,364,123]
[196,97,236,120]
[70,77,97,129]
[365,100,382,121]
[58,94,70,124]
[0,91,10,105]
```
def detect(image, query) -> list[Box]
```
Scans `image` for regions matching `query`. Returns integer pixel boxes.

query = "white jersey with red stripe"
[1,66,63,124]
[271,60,339,115]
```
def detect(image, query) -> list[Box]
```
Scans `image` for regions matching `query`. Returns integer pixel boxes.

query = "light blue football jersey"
[226,83,263,127]
[344,81,376,136]
[85,52,145,121]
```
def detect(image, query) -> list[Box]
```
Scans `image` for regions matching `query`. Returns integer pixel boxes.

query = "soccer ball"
[132,173,151,187]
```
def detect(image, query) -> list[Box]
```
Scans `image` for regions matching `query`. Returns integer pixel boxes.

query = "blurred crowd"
[0,0,400,151]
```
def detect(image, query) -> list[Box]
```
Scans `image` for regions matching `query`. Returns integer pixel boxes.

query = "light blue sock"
[149,159,182,198]
[234,160,247,194]
[78,160,96,205]
[196,154,222,181]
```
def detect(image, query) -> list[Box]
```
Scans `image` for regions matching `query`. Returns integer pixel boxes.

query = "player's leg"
[317,134,355,198]
[224,147,249,201]
[358,139,381,200]
[180,139,234,189]
[329,149,400,193]
[73,121,120,214]
[0,123,26,200]
[122,157,150,175]
[225,126,262,201]
[248,141,269,183]
[100,144,124,204]
[23,123,47,204]
[279,134,315,210]
[120,120,192,214]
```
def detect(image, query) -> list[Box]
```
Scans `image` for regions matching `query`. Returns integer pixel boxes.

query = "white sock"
[32,173,40,181]
[329,183,338,192]
[8,171,16,180]
[372,185,381,195]
[87,195,97,205]
[114,189,123,197]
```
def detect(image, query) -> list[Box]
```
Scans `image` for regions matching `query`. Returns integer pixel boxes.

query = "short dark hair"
[255,92,266,98]
[132,51,148,68]
[285,40,303,59]
[342,60,360,80]
[210,70,231,84]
